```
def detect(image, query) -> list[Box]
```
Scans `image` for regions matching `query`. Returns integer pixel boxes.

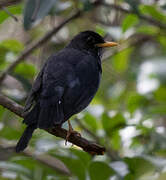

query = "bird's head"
[67,30,118,57]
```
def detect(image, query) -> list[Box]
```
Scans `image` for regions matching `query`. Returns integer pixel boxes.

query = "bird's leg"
[65,119,81,145]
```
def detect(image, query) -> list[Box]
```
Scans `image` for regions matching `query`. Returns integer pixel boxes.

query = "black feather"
[15,124,36,153]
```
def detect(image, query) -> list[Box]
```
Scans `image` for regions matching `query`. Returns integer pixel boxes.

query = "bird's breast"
[62,55,101,119]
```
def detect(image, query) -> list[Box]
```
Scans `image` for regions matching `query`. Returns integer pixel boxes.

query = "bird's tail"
[16,103,40,152]
[15,124,37,152]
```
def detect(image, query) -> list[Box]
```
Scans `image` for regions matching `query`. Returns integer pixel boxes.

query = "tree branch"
[0,0,22,8]
[0,0,163,85]
[0,11,81,84]
[1,7,18,21]
[75,118,101,143]
[101,2,166,29]
[0,0,102,84]
[75,118,120,161]
[0,143,71,175]
[24,149,70,175]
[0,94,106,155]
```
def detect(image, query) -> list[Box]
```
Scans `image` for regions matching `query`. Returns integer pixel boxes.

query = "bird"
[15,30,118,152]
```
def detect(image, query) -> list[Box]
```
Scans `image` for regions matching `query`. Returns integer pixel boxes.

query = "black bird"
[16,31,117,152]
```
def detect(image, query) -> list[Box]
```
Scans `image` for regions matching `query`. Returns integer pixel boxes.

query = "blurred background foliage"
[0,0,166,179]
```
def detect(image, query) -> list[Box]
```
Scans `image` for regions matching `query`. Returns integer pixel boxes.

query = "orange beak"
[96,41,118,47]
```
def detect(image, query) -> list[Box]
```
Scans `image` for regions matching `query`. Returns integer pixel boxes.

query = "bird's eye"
[87,36,95,44]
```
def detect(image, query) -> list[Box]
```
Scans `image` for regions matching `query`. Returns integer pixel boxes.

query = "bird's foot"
[65,129,81,145]
[65,119,81,145]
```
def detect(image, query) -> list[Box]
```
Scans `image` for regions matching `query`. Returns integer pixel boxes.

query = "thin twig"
[101,2,166,29]
[24,149,70,175]
[0,0,163,84]
[1,7,18,21]
[0,143,71,175]
[0,0,102,84]
[102,34,152,62]
[0,94,106,155]
[0,11,81,84]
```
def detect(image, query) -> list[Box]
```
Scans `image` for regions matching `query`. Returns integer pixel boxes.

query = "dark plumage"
[16,31,117,152]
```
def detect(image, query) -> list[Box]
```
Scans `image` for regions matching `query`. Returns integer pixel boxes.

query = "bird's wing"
[23,66,45,114]
[23,56,73,127]
[38,57,77,127]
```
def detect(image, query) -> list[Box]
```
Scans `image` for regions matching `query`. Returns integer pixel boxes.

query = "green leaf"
[0,126,21,140]
[89,161,114,180]
[157,35,166,49]
[0,161,31,177]
[122,14,139,32]
[24,0,57,30]
[148,105,166,115]
[55,156,86,180]
[0,46,8,63]
[155,149,166,157]
[11,156,63,177]
[137,25,159,35]
[0,4,22,24]
[70,149,91,166]
[112,47,133,73]
[83,113,98,132]
[127,92,147,113]
[12,74,32,92]
[0,106,5,119]
[95,25,106,37]
[110,130,121,150]
[0,39,24,53]
[14,62,37,79]
[154,86,166,102]
[102,113,126,136]
[139,5,166,23]
[124,157,155,179]
[11,156,36,171]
